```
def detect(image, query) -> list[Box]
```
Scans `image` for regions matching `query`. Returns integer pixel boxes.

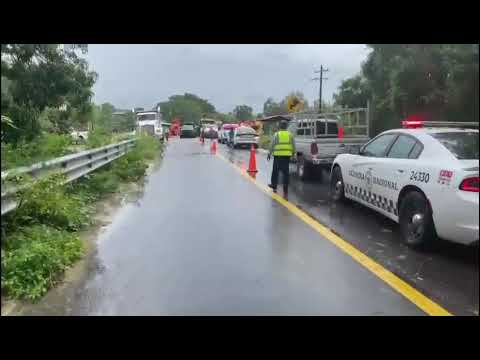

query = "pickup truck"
[288,112,370,181]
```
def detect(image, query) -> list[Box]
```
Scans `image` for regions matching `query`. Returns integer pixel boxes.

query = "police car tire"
[399,191,436,250]
[330,166,345,202]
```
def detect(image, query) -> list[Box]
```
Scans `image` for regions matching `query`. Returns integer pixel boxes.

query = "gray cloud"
[87,44,370,113]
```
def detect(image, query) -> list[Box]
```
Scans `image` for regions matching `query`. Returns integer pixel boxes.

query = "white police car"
[330,121,479,249]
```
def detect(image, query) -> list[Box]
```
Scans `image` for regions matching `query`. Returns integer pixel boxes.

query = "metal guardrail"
[1,139,136,216]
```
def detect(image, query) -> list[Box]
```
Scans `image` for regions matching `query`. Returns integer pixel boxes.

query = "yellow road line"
[216,152,452,316]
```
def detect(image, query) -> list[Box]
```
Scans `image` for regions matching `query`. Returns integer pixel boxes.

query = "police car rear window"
[237,127,256,135]
[430,132,479,160]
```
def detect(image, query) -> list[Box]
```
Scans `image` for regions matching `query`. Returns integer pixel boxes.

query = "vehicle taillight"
[311,142,318,155]
[459,177,480,192]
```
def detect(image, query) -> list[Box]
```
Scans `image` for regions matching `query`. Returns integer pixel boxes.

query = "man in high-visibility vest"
[267,120,296,197]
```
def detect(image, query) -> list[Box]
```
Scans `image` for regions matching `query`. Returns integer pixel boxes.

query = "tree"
[1,44,97,143]
[157,93,212,125]
[159,97,203,125]
[263,97,284,116]
[333,75,371,108]
[335,44,479,134]
[233,105,253,121]
[207,112,235,123]
[182,93,216,114]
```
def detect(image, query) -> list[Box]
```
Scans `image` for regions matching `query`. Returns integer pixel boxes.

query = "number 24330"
[410,171,430,183]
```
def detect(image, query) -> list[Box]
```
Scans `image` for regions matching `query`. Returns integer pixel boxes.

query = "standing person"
[229,127,235,147]
[267,120,295,197]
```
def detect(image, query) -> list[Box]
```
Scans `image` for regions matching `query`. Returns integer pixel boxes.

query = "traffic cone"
[211,140,217,154]
[247,144,258,173]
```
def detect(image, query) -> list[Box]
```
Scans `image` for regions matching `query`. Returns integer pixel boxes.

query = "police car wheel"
[330,166,345,202]
[399,191,436,249]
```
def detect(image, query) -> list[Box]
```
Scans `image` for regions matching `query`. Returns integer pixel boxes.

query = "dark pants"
[271,156,291,192]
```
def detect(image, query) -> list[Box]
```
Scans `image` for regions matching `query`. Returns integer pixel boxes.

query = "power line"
[312,65,329,112]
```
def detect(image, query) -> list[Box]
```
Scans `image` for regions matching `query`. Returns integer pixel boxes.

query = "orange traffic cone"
[247,144,258,173]
[211,140,217,154]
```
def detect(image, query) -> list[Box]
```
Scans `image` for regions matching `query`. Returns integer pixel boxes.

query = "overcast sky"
[87,44,371,114]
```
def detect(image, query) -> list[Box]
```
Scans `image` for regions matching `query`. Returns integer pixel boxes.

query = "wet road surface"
[218,142,479,316]
[53,137,438,315]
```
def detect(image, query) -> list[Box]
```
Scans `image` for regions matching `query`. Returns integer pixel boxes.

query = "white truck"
[288,107,370,181]
[136,110,165,141]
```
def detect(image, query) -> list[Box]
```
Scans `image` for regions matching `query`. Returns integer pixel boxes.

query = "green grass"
[1,134,163,301]
[1,225,83,300]
[1,133,74,171]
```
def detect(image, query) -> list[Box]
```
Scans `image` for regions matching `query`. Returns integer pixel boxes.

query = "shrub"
[12,174,93,232]
[1,225,83,300]
[85,128,111,149]
[111,135,162,182]
[1,133,73,170]
[67,168,121,201]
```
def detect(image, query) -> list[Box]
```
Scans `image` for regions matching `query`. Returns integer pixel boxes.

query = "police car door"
[350,133,398,215]
[381,133,425,220]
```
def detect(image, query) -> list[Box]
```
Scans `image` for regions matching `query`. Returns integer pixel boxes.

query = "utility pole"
[312,65,329,113]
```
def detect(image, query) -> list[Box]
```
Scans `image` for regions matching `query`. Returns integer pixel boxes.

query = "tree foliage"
[157,93,215,125]
[333,44,479,134]
[1,44,98,143]
[333,75,371,109]
[233,105,253,121]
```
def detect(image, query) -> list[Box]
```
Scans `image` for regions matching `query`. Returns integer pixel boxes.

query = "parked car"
[232,126,259,149]
[289,111,370,181]
[219,124,239,144]
[203,126,218,139]
[180,124,196,138]
[331,120,479,249]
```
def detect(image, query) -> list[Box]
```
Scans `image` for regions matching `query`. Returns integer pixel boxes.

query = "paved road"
[218,142,479,316]
[46,137,437,315]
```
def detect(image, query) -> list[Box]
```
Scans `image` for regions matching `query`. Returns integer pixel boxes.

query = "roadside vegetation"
[1,45,162,301]
[1,135,162,300]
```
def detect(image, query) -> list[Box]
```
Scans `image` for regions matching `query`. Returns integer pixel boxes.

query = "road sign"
[287,96,304,113]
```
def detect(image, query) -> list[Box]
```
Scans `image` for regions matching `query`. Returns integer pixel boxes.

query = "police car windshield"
[431,132,479,160]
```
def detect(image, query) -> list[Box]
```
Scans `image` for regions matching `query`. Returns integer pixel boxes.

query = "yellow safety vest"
[273,130,293,157]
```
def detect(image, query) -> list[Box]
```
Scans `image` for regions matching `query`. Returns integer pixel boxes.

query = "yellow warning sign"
[287,96,304,113]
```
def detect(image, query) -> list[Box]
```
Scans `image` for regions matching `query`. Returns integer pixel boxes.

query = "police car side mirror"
[359,147,366,156]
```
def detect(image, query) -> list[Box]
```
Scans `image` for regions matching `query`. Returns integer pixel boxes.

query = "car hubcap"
[409,213,425,240]
[335,180,343,195]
